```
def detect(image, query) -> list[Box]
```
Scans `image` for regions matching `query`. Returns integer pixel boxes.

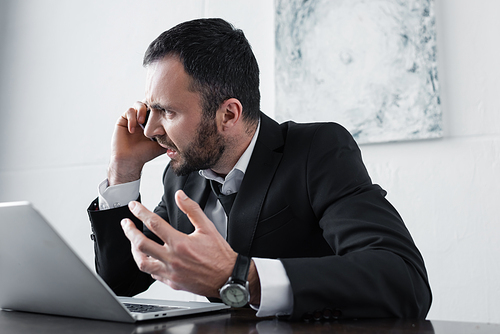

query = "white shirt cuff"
[251,258,293,317]
[97,179,140,210]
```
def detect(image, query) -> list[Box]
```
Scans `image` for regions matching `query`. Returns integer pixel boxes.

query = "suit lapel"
[176,173,211,234]
[227,113,284,255]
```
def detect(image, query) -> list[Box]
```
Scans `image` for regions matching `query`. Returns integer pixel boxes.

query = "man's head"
[142,19,260,177]
[143,18,260,124]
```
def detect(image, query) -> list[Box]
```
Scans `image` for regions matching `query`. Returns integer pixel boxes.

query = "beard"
[155,116,226,176]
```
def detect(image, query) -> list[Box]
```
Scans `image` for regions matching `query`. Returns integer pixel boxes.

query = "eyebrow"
[147,102,166,111]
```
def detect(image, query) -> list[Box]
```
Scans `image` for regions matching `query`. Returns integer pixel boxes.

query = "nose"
[143,110,165,140]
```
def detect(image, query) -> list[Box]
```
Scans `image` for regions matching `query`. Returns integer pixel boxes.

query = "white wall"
[360,0,500,323]
[0,0,498,323]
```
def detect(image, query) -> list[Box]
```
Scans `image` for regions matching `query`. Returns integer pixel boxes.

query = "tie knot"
[210,180,237,216]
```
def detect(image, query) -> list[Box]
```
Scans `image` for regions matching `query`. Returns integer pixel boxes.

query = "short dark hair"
[143,18,260,124]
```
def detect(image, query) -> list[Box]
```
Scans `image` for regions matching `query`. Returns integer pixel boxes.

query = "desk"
[1,308,499,334]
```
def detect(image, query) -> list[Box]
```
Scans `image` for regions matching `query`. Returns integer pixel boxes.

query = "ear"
[217,98,243,131]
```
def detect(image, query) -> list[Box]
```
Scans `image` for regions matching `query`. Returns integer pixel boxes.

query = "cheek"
[166,120,196,147]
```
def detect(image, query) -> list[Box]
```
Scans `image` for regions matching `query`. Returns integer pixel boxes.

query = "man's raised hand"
[108,101,167,186]
[121,190,237,299]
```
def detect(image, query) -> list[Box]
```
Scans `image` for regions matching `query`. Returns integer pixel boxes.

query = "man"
[88,18,432,320]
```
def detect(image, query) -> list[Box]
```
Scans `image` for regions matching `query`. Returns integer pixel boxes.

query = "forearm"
[88,200,154,296]
[281,250,431,320]
[107,159,143,186]
[90,178,161,295]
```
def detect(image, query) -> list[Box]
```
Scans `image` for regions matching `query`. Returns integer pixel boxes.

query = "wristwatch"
[219,254,251,307]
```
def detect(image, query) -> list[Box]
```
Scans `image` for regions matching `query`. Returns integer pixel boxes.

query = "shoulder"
[279,121,358,149]
[258,112,357,151]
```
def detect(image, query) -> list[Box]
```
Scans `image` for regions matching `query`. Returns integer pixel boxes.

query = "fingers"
[122,101,148,134]
[123,194,236,297]
[174,190,219,234]
[122,219,172,283]
[121,218,169,273]
[121,217,161,257]
[133,101,149,126]
[127,201,181,246]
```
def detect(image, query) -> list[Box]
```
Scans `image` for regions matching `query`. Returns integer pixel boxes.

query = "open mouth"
[166,148,178,159]
[155,136,178,156]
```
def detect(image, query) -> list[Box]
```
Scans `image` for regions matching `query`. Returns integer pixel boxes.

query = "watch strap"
[231,254,251,285]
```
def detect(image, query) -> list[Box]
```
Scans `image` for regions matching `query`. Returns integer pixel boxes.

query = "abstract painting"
[275,0,442,144]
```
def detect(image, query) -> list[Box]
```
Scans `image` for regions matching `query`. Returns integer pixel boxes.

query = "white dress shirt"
[98,121,293,317]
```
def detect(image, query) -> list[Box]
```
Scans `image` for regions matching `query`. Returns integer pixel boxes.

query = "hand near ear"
[108,102,167,186]
[121,190,239,299]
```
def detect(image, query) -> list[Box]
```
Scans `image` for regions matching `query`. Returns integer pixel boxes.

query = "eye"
[150,104,176,119]
[163,109,176,118]
[152,107,170,116]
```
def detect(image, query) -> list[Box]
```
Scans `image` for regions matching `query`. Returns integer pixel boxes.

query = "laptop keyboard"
[124,303,182,313]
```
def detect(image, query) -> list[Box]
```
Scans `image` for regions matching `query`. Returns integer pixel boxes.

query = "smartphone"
[139,108,151,130]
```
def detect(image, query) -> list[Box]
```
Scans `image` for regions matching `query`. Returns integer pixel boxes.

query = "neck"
[210,120,258,177]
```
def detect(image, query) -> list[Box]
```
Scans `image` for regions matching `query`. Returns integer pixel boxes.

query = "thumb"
[175,190,218,233]
[128,200,179,244]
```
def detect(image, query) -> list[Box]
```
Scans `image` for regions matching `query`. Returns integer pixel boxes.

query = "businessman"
[88,18,432,320]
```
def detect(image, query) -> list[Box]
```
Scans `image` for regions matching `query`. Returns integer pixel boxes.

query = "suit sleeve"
[87,198,162,296]
[87,165,193,297]
[280,124,432,320]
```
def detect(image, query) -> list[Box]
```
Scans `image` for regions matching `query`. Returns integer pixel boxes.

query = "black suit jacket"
[88,112,432,320]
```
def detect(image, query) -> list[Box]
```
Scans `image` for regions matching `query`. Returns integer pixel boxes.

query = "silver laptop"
[0,201,229,323]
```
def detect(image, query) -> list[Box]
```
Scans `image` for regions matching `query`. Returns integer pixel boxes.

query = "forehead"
[144,56,199,108]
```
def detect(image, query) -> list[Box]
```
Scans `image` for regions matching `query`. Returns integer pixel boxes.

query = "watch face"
[220,283,249,307]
